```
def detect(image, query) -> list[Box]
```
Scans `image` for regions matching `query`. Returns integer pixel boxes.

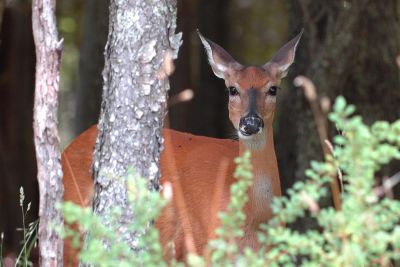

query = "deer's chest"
[249,174,274,223]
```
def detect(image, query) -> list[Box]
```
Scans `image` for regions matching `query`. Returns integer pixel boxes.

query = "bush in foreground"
[63,96,400,266]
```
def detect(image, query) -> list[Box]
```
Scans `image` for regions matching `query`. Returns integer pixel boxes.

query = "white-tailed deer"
[62,30,302,265]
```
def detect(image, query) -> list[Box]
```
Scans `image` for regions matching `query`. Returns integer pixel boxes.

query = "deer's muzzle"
[239,115,264,136]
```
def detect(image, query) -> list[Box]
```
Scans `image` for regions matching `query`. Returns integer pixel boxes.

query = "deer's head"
[198,30,302,149]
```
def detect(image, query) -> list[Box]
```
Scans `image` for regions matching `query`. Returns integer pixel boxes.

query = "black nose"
[239,115,264,136]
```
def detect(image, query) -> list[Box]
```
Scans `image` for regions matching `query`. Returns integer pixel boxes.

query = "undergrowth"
[0,188,38,267]
[60,96,400,266]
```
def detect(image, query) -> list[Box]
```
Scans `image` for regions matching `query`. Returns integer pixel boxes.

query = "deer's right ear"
[197,30,242,79]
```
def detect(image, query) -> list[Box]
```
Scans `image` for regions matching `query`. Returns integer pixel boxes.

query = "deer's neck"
[238,124,281,224]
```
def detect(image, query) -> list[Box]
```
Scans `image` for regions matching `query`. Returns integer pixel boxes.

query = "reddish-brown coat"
[62,30,303,265]
[62,125,280,264]
[234,66,269,90]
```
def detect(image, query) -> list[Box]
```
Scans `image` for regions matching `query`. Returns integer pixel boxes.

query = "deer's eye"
[228,87,239,96]
[267,86,279,96]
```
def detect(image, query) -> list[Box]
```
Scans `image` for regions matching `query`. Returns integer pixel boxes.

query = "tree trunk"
[279,0,400,197]
[91,0,181,254]
[32,0,64,265]
[74,0,109,136]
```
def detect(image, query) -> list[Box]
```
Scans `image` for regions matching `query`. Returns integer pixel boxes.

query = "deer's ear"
[263,29,303,79]
[198,30,242,79]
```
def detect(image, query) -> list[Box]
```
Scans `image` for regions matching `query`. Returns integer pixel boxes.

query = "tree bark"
[32,0,64,265]
[91,0,181,254]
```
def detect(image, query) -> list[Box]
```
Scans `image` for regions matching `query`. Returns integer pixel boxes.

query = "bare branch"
[294,76,342,210]
[374,171,400,198]
[301,191,320,213]
[168,89,194,107]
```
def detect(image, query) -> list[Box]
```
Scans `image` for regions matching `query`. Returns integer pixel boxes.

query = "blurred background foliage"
[0,0,399,258]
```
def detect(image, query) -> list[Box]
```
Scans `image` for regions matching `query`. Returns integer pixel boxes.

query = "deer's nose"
[239,115,264,136]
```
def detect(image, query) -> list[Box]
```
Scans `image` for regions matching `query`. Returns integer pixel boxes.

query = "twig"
[324,139,344,193]
[300,191,320,213]
[294,76,342,210]
[373,171,400,198]
[158,49,176,80]
[0,233,4,267]
[168,89,194,107]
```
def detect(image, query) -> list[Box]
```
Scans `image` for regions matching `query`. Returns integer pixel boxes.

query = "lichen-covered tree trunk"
[91,0,181,253]
[32,0,64,265]
[278,0,400,196]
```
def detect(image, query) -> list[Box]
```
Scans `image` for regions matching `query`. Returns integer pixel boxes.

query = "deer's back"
[62,126,238,263]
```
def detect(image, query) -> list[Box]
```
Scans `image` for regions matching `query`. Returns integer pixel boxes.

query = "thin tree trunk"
[32,0,63,265]
[91,0,181,254]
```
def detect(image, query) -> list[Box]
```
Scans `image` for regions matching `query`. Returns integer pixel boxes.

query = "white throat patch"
[251,174,274,220]
[239,130,267,151]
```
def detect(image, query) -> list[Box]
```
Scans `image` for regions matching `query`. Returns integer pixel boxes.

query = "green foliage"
[63,96,400,266]
[207,151,253,265]
[253,96,400,266]
[61,170,167,267]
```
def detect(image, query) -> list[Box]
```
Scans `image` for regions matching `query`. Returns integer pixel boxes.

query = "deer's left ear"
[263,29,303,79]
[197,30,243,79]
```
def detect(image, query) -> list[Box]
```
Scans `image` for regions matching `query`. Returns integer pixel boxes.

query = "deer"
[62,30,303,265]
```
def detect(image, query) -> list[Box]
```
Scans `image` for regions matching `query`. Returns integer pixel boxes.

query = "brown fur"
[62,124,280,263]
[62,122,280,265]
[62,127,239,265]
[62,31,302,265]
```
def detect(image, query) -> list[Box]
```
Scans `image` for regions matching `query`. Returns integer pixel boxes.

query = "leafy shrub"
[62,96,400,266]
[245,96,400,266]
[62,171,167,267]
